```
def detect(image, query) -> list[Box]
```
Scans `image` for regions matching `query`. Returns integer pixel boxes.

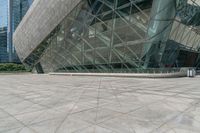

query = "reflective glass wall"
[9,0,32,62]
[0,0,9,62]
[23,0,200,73]
[24,0,153,72]
[0,27,8,62]
[0,0,32,63]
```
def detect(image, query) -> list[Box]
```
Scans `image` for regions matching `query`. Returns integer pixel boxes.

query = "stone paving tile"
[0,74,200,133]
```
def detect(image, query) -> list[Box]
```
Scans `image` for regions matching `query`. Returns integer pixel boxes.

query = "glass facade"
[0,27,8,62]
[6,0,32,62]
[0,0,32,63]
[0,0,8,62]
[21,0,200,73]
[12,0,32,31]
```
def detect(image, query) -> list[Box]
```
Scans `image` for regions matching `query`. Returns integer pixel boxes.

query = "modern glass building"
[7,0,33,62]
[12,0,32,31]
[13,0,200,73]
[0,0,32,63]
[0,0,8,62]
[0,27,9,62]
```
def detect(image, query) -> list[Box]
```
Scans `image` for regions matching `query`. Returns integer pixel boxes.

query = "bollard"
[187,68,196,77]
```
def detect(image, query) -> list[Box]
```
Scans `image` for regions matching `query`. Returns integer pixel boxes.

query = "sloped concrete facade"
[13,0,81,61]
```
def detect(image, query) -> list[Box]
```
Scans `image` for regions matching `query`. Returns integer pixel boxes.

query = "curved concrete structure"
[13,0,81,61]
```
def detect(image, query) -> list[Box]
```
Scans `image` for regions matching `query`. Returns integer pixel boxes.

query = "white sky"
[0,0,8,27]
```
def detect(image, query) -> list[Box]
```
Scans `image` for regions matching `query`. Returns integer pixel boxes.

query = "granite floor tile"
[0,74,199,133]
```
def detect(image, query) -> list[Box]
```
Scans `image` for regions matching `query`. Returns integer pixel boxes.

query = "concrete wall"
[13,0,81,62]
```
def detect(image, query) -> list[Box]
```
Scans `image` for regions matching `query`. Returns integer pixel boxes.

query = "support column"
[35,62,44,74]
[143,0,176,68]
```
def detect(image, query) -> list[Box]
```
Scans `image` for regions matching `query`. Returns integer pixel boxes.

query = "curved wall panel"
[13,0,81,61]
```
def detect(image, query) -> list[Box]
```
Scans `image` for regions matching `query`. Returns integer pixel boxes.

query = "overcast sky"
[0,0,8,27]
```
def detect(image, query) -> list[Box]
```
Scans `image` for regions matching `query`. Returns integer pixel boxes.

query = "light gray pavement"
[0,74,200,133]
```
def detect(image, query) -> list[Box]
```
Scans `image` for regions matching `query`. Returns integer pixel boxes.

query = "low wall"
[49,71,187,78]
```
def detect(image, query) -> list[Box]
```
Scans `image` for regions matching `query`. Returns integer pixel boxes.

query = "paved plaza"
[0,74,200,133]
